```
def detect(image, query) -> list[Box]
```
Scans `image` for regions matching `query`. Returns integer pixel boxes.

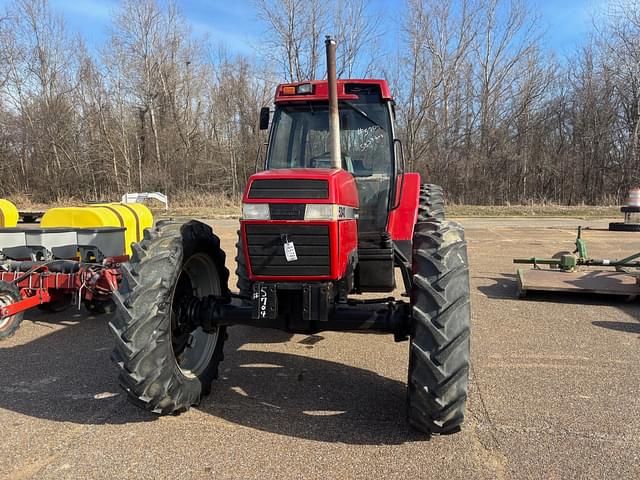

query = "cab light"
[242,203,270,220]
[282,86,296,95]
[296,83,313,94]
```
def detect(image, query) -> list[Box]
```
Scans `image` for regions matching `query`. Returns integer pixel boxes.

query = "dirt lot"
[1,217,638,479]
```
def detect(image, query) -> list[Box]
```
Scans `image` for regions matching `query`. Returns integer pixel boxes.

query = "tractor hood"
[242,169,359,208]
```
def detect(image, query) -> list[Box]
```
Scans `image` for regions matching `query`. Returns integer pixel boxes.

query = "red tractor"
[110,38,471,435]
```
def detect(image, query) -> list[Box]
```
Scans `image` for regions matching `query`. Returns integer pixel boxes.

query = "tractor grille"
[245,224,331,276]
[248,179,329,199]
[269,203,305,220]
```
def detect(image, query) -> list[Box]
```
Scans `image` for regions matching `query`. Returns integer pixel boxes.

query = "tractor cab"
[241,80,420,298]
[263,80,397,234]
[244,79,419,295]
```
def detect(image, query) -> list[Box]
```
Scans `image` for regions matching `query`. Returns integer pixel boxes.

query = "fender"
[387,172,421,241]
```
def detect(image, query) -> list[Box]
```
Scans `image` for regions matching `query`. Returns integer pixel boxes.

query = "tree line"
[0,0,637,205]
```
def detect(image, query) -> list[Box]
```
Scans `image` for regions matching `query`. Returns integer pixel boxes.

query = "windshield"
[266,99,395,233]
[266,100,393,177]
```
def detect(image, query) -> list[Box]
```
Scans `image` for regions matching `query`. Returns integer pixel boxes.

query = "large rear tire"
[110,220,230,414]
[418,184,445,222]
[609,222,640,232]
[408,220,471,434]
[0,281,23,340]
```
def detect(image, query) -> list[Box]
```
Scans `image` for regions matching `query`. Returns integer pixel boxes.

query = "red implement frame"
[0,256,126,319]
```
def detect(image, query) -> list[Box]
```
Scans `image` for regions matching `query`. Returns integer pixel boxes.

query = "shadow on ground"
[0,309,155,425]
[199,325,422,445]
[592,320,640,335]
[0,314,421,445]
[477,273,640,310]
[476,274,519,299]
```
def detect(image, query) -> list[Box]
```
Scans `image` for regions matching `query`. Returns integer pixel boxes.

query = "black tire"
[620,206,640,213]
[235,230,252,300]
[84,298,115,315]
[418,184,445,222]
[38,293,73,313]
[408,220,471,434]
[109,220,230,414]
[609,222,640,232]
[0,281,24,340]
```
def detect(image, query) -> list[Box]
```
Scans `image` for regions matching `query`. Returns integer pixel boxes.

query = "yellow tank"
[105,203,153,240]
[41,203,154,257]
[0,199,19,228]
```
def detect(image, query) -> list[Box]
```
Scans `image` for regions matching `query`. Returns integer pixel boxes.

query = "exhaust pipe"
[325,35,341,170]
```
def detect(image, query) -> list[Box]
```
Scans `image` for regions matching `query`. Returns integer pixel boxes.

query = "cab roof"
[274,79,393,104]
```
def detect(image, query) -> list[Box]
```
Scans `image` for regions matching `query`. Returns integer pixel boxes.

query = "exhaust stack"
[325,35,341,170]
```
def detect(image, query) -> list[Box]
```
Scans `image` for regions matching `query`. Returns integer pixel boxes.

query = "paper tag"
[284,241,298,262]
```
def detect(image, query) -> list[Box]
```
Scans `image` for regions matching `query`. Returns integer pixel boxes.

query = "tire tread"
[408,219,471,435]
[109,220,229,415]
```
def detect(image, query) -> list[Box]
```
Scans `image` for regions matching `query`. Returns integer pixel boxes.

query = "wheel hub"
[170,253,221,378]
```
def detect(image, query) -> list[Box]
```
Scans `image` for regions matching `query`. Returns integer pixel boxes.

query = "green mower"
[514,227,640,299]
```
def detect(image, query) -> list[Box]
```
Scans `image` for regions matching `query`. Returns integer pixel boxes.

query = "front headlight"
[304,203,334,220]
[242,203,270,220]
[304,204,357,220]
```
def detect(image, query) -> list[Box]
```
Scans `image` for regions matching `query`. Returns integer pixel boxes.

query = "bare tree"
[0,0,637,207]
[333,0,382,77]
[254,0,327,82]
[254,0,382,81]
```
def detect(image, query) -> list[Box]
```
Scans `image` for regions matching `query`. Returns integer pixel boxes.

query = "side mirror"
[259,107,270,130]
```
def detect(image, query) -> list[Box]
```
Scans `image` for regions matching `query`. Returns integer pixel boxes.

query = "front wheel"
[408,220,471,434]
[0,281,24,340]
[110,220,230,414]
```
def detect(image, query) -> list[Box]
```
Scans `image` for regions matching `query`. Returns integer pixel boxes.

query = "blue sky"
[0,0,607,58]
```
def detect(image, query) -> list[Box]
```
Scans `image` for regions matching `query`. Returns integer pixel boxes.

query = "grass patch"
[164,192,241,218]
[3,192,621,219]
[448,204,621,218]
[4,192,242,219]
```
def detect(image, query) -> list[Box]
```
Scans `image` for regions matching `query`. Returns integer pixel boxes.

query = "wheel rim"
[0,291,17,331]
[171,252,221,378]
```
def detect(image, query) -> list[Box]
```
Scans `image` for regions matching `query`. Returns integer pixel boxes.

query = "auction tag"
[284,241,298,262]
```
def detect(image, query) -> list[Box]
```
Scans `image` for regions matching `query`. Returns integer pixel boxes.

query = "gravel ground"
[0,217,638,479]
